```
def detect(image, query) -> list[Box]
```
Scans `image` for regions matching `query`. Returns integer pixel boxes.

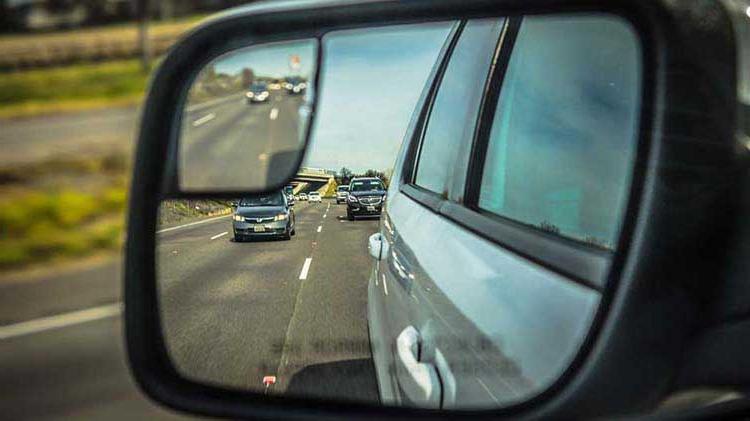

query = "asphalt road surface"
[0,199,379,419]
[158,199,380,402]
[180,90,305,190]
[0,105,138,166]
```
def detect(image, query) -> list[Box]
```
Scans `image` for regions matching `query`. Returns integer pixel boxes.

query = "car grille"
[242,216,275,223]
[359,196,382,205]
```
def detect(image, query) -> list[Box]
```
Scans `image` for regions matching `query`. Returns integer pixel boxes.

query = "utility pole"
[137,0,151,72]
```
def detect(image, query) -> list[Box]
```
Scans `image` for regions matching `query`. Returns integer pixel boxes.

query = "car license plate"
[253,226,265,232]
[367,205,376,212]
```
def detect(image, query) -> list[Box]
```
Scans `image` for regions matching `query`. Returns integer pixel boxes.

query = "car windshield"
[239,193,284,207]
[350,180,384,192]
[337,186,349,191]
[309,192,319,196]
[250,83,267,92]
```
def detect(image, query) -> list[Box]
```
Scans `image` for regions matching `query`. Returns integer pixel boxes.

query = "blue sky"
[303,22,453,173]
[213,40,317,78]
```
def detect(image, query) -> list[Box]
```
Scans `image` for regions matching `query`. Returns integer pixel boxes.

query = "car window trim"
[463,17,521,205]
[401,20,466,185]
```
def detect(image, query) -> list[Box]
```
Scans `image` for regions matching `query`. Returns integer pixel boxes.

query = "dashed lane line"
[192,112,216,127]
[211,231,228,240]
[299,257,312,280]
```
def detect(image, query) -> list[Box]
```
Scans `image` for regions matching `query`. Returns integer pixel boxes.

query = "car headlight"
[246,92,254,98]
[233,215,244,221]
[274,213,288,221]
[347,195,358,203]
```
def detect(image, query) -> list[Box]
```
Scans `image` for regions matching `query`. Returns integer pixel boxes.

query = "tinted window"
[414,19,504,196]
[478,16,641,248]
[239,192,285,207]
[350,180,385,192]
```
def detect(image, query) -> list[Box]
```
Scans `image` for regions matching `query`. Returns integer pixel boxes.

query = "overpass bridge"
[289,168,336,195]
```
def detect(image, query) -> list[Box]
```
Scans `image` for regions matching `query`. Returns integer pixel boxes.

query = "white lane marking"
[375,273,379,286]
[299,257,312,280]
[157,214,231,234]
[269,108,279,120]
[382,273,388,295]
[323,214,327,219]
[0,303,121,340]
[192,112,216,127]
[317,226,322,233]
[210,231,228,240]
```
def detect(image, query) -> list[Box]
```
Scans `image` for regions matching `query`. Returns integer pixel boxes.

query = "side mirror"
[167,39,319,195]
[124,1,745,420]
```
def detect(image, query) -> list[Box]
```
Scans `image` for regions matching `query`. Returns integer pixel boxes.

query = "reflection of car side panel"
[369,15,641,409]
[380,192,598,407]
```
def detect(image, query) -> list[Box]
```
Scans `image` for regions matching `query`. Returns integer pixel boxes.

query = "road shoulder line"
[0,303,122,340]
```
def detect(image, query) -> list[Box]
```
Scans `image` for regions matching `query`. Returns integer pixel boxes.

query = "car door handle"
[368,232,388,260]
[395,326,441,408]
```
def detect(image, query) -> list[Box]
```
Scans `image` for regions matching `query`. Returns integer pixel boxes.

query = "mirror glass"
[179,39,318,192]
[159,15,642,409]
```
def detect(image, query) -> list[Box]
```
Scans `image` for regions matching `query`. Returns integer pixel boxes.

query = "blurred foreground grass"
[0,59,147,118]
[0,153,234,272]
[0,154,129,271]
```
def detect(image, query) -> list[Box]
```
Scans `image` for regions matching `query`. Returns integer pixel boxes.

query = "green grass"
[0,59,148,118]
[0,187,128,270]
[0,153,131,271]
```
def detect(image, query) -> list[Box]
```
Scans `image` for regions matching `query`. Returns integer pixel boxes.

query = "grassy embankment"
[0,15,205,119]
[0,155,129,270]
[0,154,233,272]
[0,59,148,118]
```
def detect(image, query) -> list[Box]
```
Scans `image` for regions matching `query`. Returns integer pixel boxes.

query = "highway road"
[0,105,138,167]
[158,199,379,402]
[0,199,379,419]
[180,90,305,190]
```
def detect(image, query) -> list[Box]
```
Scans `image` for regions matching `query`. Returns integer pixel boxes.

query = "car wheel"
[291,226,296,236]
[347,210,354,221]
[233,231,242,242]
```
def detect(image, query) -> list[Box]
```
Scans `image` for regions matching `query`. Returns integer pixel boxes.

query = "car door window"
[478,15,642,248]
[413,19,504,197]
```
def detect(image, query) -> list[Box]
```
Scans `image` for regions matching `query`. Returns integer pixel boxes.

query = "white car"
[308,192,322,202]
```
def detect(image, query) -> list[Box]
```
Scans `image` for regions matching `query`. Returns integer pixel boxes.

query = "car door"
[375,14,643,409]
[378,17,510,408]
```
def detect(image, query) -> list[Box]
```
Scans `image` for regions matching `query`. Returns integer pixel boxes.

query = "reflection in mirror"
[179,39,318,192]
[158,15,641,410]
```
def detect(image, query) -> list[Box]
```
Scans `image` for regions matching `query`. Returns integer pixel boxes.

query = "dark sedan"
[346,177,386,220]
[232,191,295,240]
